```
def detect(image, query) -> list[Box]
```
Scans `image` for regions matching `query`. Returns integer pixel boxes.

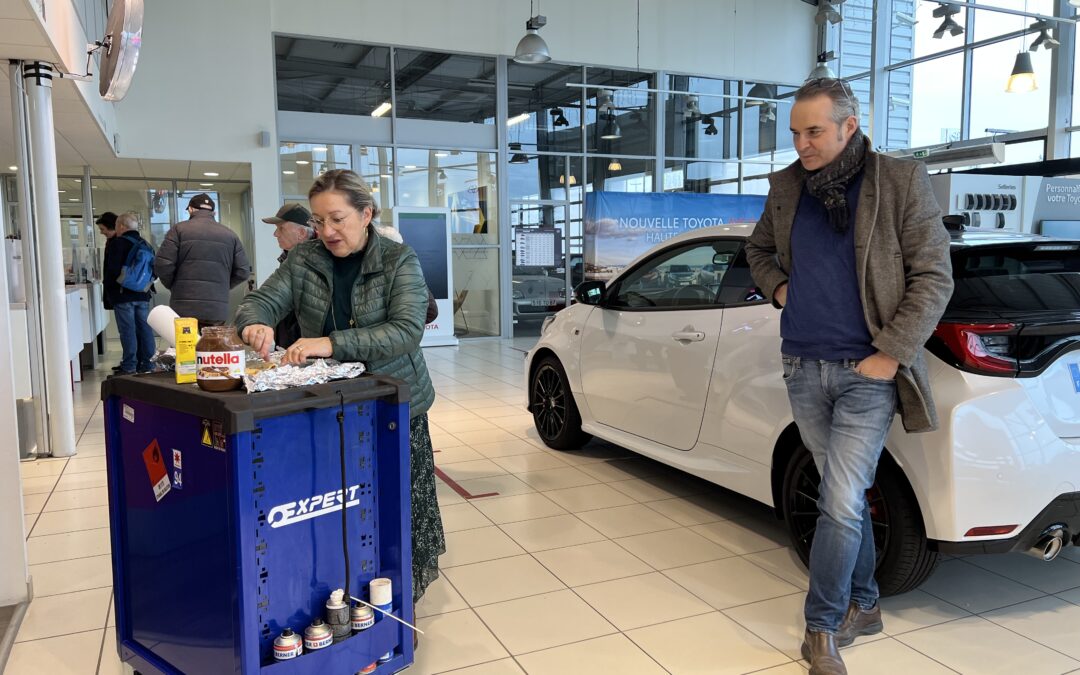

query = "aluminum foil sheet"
[243,358,367,392]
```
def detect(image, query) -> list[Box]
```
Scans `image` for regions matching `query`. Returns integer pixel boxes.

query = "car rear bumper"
[931,491,1080,555]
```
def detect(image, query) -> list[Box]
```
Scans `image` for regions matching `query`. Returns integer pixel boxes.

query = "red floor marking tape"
[433,466,499,500]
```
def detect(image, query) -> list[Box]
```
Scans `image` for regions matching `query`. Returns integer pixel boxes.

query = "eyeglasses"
[802,77,857,113]
[310,209,357,232]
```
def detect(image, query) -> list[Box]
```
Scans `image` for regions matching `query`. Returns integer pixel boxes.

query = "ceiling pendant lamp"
[509,142,530,164]
[1005,51,1037,93]
[600,112,621,140]
[513,1,550,64]
[607,159,622,172]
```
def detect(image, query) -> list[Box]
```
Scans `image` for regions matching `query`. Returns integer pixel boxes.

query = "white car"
[525,224,1080,595]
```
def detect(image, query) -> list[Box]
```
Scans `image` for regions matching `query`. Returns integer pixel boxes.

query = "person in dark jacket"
[261,202,316,348]
[97,212,125,372]
[236,170,443,608]
[105,212,157,374]
[155,193,251,326]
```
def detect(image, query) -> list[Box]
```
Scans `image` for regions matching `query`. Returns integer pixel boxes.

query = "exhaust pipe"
[1026,524,1068,561]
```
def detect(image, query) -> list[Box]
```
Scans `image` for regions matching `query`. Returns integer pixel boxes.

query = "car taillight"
[932,322,1019,375]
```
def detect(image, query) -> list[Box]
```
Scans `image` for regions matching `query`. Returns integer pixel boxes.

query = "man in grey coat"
[155,193,251,326]
[746,78,952,675]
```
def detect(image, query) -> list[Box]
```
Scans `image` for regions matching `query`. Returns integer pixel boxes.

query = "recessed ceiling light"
[435,151,450,158]
[312,146,328,152]
[58,190,66,194]
[371,101,392,117]
[405,165,417,170]
[8,166,16,171]
[507,112,531,126]
[200,183,214,187]
[74,178,82,183]
[68,198,79,202]
[296,160,310,165]
[379,173,391,179]
[203,172,219,177]
[282,170,295,175]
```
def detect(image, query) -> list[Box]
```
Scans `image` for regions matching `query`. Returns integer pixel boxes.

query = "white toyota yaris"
[525,223,1080,595]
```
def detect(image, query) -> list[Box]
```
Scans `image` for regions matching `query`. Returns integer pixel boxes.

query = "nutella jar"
[195,326,246,392]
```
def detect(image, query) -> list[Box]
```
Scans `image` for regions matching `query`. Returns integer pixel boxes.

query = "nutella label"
[196,350,245,379]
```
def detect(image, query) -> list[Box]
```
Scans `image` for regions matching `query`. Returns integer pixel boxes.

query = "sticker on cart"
[172,448,182,470]
[201,419,226,452]
[212,421,226,451]
[172,470,183,490]
[1069,363,1080,393]
[141,440,171,502]
[122,405,135,423]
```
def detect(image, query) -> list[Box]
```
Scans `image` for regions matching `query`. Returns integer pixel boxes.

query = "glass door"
[510,201,568,337]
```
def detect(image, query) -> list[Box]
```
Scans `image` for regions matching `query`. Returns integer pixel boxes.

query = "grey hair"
[308,169,381,222]
[795,78,860,127]
[116,211,140,231]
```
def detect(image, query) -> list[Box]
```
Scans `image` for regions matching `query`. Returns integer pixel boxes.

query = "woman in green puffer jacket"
[235,169,444,605]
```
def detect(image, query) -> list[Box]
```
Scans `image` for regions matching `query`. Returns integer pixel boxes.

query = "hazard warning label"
[142,440,171,502]
[201,419,226,451]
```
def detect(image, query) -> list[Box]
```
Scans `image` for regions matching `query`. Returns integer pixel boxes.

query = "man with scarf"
[746,78,952,675]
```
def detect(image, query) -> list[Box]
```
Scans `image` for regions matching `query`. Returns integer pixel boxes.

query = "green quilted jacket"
[234,226,435,418]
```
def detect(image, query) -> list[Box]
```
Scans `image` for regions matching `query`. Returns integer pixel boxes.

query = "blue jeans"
[114,300,156,372]
[782,355,897,634]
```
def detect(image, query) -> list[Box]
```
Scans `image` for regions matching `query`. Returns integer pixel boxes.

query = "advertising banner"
[583,192,766,280]
[393,208,458,347]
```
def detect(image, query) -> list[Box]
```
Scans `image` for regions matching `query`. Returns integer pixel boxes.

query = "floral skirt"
[410,414,445,602]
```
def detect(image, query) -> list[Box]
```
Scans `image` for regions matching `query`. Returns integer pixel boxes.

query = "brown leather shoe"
[836,602,883,647]
[801,629,847,675]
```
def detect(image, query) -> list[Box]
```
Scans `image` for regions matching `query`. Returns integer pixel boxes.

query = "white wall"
[114,0,815,284]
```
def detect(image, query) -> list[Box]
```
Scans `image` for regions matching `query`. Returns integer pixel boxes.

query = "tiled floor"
[11,340,1080,674]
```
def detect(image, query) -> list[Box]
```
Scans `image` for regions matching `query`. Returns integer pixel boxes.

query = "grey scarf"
[804,130,868,234]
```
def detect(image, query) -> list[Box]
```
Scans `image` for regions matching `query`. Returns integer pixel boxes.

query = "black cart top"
[101,372,410,434]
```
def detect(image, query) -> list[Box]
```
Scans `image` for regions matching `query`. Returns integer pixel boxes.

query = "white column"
[23,61,76,458]
[0,103,29,609]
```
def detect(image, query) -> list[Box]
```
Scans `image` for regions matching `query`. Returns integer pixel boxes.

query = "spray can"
[351,605,374,632]
[370,578,393,663]
[303,618,333,652]
[326,589,351,643]
[272,628,303,661]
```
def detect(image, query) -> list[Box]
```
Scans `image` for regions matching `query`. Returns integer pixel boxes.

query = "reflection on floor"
[11,340,1080,674]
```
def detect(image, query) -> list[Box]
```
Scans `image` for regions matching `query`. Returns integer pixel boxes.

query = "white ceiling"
[0,0,251,183]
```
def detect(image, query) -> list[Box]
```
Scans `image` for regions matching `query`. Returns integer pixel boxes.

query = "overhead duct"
[887,142,1006,171]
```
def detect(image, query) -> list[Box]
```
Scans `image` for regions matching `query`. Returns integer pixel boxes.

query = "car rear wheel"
[781,442,940,596]
[529,356,592,450]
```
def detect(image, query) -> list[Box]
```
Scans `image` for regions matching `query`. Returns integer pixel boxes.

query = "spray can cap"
[328,589,346,608]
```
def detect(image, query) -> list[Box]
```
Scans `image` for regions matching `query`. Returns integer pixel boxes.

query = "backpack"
[118,234,155,292]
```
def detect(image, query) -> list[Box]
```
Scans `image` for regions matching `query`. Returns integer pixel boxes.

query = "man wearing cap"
[155,193,252,327]
[262,202,316,347]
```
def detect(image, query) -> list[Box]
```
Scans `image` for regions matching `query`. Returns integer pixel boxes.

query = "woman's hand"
[241,324,275,359]
[284,337,333,365]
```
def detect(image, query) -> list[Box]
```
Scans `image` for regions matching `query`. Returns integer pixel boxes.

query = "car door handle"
[671,331,705,342]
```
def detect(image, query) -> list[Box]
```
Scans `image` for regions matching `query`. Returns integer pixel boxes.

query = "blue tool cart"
[101,373,415,674]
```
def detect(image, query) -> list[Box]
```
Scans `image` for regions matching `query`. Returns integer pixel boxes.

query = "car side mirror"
[713,253,733,266]
[573,280,606,306]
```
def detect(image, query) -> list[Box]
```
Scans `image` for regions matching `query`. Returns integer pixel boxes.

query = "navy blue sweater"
[780,173,875,361]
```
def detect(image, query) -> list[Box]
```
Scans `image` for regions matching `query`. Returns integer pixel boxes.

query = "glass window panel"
[585,69,655,156]
[585,157,653,193]
[508,154,570,201]
[453,247,500,337]
[969,40,1051,139]
[396,149,499,245]
[903,1,967,62]
[1074,37,1080,134]
[1073,132,1080,159]
[507,62,584,153]
[354,146,396,216]
[663,161,739,194]
[889,52,964,150]
[394,49,497,124]
[886,0,917,71]
[279,143,353,198]
[275,38,391,116]
[974,1,1054,42]
[666,75,738,161]
[742,169,784,196]
[838,0,875,77]
[744,84,799,160]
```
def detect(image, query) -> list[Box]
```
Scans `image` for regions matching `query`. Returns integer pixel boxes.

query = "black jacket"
[103,231,153,307]
[155,211,251,323]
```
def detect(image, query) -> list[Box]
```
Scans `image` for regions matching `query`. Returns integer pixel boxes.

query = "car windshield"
[948,243,1080,314]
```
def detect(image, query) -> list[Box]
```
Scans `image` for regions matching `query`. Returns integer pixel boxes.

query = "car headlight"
[541,315,556,335]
